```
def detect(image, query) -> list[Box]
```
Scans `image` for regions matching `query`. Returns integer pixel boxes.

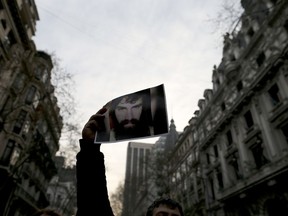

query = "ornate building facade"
[168,0,288,215]
[0,1,64,215]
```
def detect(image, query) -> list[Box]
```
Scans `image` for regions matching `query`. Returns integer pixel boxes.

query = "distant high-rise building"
[122,119,181,216]
[122,141,153,216]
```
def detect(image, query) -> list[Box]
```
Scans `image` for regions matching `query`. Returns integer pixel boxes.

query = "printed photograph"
[95,84,168,143]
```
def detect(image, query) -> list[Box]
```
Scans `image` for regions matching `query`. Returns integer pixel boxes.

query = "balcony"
[268,99,288,128]
[243,125,261,147]
[217,154,288,201]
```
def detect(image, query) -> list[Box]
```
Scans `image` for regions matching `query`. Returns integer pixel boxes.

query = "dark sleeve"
[76,139,114,216]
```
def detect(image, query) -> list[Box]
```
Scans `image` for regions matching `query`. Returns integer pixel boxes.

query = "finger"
[86,115,106,131]
[97,107,107,115]
[85,120,97,129]
[88,114,105,124]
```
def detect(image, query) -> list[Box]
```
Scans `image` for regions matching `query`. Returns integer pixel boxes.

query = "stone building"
[0,1,64,215]
[47,156,77,216]
[168,0,288,215]
[122,119,180,216]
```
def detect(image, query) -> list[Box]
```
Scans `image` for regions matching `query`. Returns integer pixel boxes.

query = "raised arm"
[76,108,114,216]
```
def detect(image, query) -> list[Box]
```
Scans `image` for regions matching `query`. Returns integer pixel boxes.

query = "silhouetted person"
[76,109,183,216]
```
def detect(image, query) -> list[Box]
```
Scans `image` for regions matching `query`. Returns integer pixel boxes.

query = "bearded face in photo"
[110,93,151,140]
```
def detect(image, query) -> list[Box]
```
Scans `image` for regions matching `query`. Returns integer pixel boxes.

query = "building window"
[208,176,215,201]
[284,19,288,32]
[47,193,51,201]
[221,102,226,111]
[216,168,224,190]
[56,194,62,207]
[244,110,254,129]
[0,96,12,116]
[228,155,242,180]
[13,110,27,134]
[139,148,144,183]
[34,66,48,83]
[34,67,42,80]
[10,146,21,166]
[7,30,16,46]
[268,84,281,106]
[189,178,194,193]
[281,123,288,144]
[226,130,233,146]
[1,19,7,29]
[256,52,266,67]
[21,117,31,140]
[25,85,37,105]
[213,145,219,158]
[33,92,40,109]
[42,68,48,83]
[206,153,211,164]
[0,54,4,69]
[11,72,25,92]
[248,27,254,37]
[237,81,243,92]
[193,131,198,142]
[0,139,15,166]
[250,138,269,169]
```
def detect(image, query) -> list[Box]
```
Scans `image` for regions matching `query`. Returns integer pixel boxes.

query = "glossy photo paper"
[94,84,168,143]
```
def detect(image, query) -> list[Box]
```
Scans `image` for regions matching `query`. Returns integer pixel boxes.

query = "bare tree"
[207,0,243,44]
[49,52,81,167]
[110,182,124,216]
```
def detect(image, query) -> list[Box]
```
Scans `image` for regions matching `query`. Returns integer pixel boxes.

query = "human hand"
[82,108,108,142]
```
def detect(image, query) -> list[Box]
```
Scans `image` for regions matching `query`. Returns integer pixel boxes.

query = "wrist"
[79,139,101,151]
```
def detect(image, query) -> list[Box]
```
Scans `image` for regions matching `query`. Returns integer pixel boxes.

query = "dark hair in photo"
[109,89,152,139]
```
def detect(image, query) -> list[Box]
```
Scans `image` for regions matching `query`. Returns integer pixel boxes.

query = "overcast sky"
[33,0,240,195]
